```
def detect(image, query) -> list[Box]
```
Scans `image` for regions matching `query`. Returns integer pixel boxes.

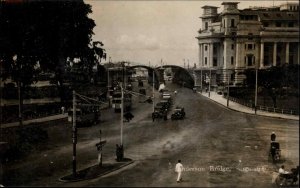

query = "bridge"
[105,62,201,90]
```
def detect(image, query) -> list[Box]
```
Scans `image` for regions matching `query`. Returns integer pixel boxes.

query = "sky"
[86,0,295,67]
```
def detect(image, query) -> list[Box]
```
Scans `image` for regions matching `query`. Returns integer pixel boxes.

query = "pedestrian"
[271,132,276,142]
[61,106,65,114]
[174,90,177,95]
[116,144,120,161]
[152,112,155,122]
[175,160,183,183]
[278,165,291,186]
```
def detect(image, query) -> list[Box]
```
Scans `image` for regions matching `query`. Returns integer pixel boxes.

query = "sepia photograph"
[0,0,299,187]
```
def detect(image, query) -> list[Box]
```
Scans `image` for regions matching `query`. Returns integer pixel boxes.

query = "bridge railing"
[227,96,299,116]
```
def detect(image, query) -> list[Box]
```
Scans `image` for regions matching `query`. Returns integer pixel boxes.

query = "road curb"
[59,160,134,183]
[198,92,299,121]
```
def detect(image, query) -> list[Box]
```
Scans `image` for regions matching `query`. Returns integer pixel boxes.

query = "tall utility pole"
[208,69,211,97]
[120,85,124,146]
[72,90,77,177]
[254,68,258,114]
[152,69,155,112]
[227,70,230,107]
[13,55,23,126]
[200,69,203,93]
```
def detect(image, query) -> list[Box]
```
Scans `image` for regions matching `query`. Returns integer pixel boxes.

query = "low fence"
[227,96,299,116]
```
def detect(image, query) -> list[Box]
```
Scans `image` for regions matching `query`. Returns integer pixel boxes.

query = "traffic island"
[59,159,133,182]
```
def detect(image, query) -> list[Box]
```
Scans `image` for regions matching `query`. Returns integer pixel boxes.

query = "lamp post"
[227,70,230,107]
[120,85,124,146]
[152,69,155,112]
[208,69,211,98]
[72,90,77,177]
[13,55,23,126]
[200,69,203,93]
[254,68,258,114]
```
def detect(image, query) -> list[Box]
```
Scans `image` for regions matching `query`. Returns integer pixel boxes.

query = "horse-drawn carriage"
[269,141,281,163]
[275,166,299,187]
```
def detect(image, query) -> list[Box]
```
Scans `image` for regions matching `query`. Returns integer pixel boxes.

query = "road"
[2,80,299,187]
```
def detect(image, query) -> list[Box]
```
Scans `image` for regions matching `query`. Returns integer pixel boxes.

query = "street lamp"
[13,55,23,126]
[254,68,258,114]
[227,70,230,107]
[200,69,203,93]
[208,69,211,98]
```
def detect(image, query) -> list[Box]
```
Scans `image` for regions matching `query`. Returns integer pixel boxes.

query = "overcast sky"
[86,0,295,67]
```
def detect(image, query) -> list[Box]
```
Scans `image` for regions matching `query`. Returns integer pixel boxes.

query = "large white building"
[196,2,299,85]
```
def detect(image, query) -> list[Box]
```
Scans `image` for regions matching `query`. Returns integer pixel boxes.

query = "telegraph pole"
[254,68,258,114]
[120,86,124,146]
[72,90,77,177]
[227,70,230,107]
[152,69,155,112]
[200,69,203,93]
[208,69,211,98]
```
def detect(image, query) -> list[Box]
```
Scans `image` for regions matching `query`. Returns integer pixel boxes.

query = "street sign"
[96,140,107,150]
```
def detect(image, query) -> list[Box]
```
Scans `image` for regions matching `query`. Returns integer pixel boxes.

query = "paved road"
[2,80,299,187]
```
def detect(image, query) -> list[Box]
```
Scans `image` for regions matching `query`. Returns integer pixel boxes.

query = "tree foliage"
[0,0,106,103]
[244,64,299,108]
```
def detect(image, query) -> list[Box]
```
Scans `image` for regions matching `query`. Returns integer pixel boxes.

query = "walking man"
[175,160,183,183]
[271,132,276,142]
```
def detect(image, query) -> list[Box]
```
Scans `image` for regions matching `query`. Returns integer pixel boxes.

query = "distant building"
[196,2,299,85]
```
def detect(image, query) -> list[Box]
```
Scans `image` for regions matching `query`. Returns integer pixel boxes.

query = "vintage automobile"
[171,107,185,120]
[152,108,168,121]
[68,106,100,127]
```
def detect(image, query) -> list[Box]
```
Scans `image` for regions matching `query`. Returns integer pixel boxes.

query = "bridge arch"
[128,65,160,89]
[155,65,195,89]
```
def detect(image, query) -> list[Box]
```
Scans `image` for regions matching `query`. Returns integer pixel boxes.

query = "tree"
[244,66,293,108]
[0,0,106,105]
[0,1,106,125]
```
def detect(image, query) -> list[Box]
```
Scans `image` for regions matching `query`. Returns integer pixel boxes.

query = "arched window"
[231,19,235,27]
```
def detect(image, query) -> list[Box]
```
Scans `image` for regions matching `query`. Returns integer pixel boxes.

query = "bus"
[68,106,100,127]
[112,90,132,113]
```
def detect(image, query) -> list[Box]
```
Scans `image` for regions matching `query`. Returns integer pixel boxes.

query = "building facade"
[196,2,299,85]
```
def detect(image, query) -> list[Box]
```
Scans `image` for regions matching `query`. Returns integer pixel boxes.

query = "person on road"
[174,90,177,95]
[278,165,291,185]
[271,132,276,142]
[175,160,183,183]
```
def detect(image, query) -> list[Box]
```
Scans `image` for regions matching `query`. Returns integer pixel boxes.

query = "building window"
[205,22,208,30]
[245,44,247,49]
[248,44,253,50]
[223,20,225,27]
[231,19,235,27]
[213,58,217,66]
[231,56,234,65]
[288,22,294,27]
[231,44,234,50]
[205,57,207,65]
[263,22,269,27]
[248,33,253,40]
[247,55,253,66]
[205,45,208,51]
[253,44,255,50]
[263,13,269,17]
[275,22,281,27]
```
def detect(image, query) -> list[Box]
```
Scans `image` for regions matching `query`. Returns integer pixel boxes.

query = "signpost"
[96,130,106,166]
[72,90,77,177]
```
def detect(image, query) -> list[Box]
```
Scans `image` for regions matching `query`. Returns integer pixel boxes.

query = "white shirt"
[279,168,289,174]
[175,163,183,172]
